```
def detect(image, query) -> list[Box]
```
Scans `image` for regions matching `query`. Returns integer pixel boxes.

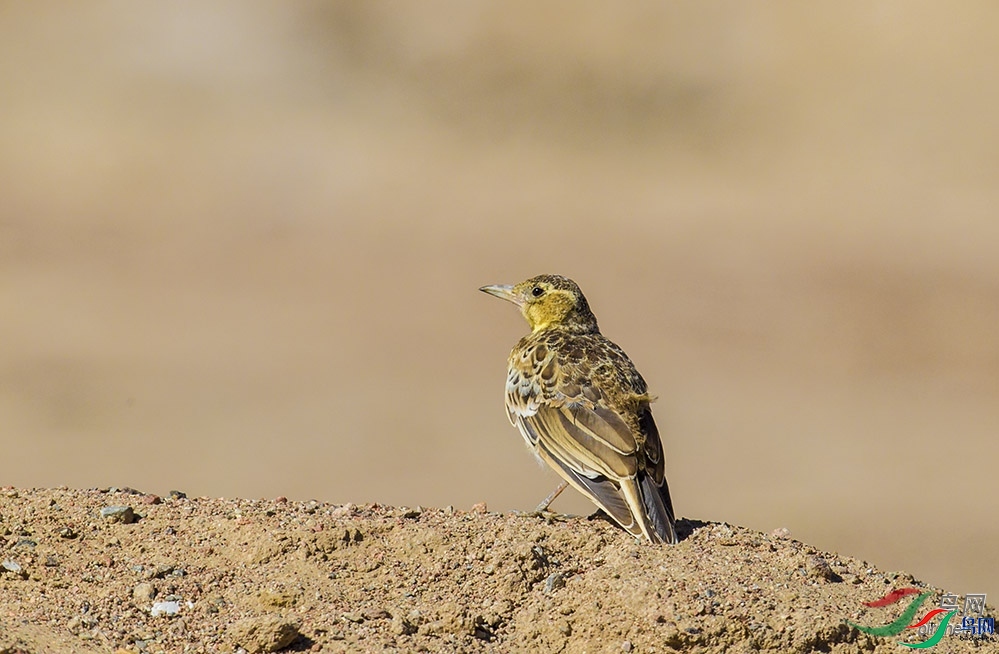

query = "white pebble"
[151,601,181,617]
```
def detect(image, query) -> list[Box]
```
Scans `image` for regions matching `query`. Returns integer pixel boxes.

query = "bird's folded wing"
[637,407,665,485]
[510,377,644,521]
[636,407,676,532]
[527,403,638,479]
[531,434,637,532]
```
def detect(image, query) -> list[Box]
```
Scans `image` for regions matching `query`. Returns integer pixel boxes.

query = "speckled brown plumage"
[480,274,677,543]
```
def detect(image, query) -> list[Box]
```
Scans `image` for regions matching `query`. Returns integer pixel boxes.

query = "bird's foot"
[511,481,570,523]
[511,508,570,524]
[534,481,568,513]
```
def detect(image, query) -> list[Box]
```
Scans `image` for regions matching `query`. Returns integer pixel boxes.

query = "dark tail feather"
[640,472,677,544]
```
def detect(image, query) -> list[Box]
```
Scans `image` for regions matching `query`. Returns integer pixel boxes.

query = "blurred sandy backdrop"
[2,2,997,597]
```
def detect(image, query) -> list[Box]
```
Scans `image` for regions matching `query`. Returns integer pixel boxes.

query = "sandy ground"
[0,488,994,654]
[1,2,998,608]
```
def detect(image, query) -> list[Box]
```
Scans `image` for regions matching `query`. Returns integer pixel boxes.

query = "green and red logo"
[849,587,994,648]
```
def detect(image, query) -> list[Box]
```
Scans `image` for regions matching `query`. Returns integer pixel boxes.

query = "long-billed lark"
[480,274,677,544]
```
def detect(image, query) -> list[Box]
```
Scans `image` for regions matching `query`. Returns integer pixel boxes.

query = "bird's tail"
[639,472,677,544]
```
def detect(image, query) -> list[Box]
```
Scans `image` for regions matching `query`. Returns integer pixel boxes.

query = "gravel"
[0,487,992,653]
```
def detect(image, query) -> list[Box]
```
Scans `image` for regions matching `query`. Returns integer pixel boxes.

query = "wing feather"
[531,436,637,531]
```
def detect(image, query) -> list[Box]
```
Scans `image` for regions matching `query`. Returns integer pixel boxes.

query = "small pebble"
[134,582,156,603]
[622,640,633,652]
[167,490,187,500]
[470,502,488,514]
[2,559,22,573]
[544,572,567,594]
[101,506,137,524]
[145,564,175,579]
[391,614,417,635]
[805,555,841,582]
[229,616,300,653]
[151,601,181,617]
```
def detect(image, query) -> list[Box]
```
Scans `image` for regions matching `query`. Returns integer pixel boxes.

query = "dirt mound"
[0,488,991,653]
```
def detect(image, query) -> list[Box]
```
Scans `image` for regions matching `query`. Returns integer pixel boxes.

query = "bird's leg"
[534,481,568,513]
[512,482,570,521]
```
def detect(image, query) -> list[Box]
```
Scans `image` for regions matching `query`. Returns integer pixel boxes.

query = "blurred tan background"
[2,2,997,597]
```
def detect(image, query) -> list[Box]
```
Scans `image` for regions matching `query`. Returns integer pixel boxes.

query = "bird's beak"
[479,284,523,307]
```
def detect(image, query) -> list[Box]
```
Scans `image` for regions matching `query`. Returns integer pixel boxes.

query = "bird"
[479,274,677,544]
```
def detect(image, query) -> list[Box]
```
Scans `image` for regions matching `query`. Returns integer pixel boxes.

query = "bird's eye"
[531,286,544,297]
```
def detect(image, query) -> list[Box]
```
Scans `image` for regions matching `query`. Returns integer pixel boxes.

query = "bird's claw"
[511,509,569,524]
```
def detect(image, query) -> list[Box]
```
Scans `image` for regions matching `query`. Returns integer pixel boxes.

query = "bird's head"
[479,274,599,333]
